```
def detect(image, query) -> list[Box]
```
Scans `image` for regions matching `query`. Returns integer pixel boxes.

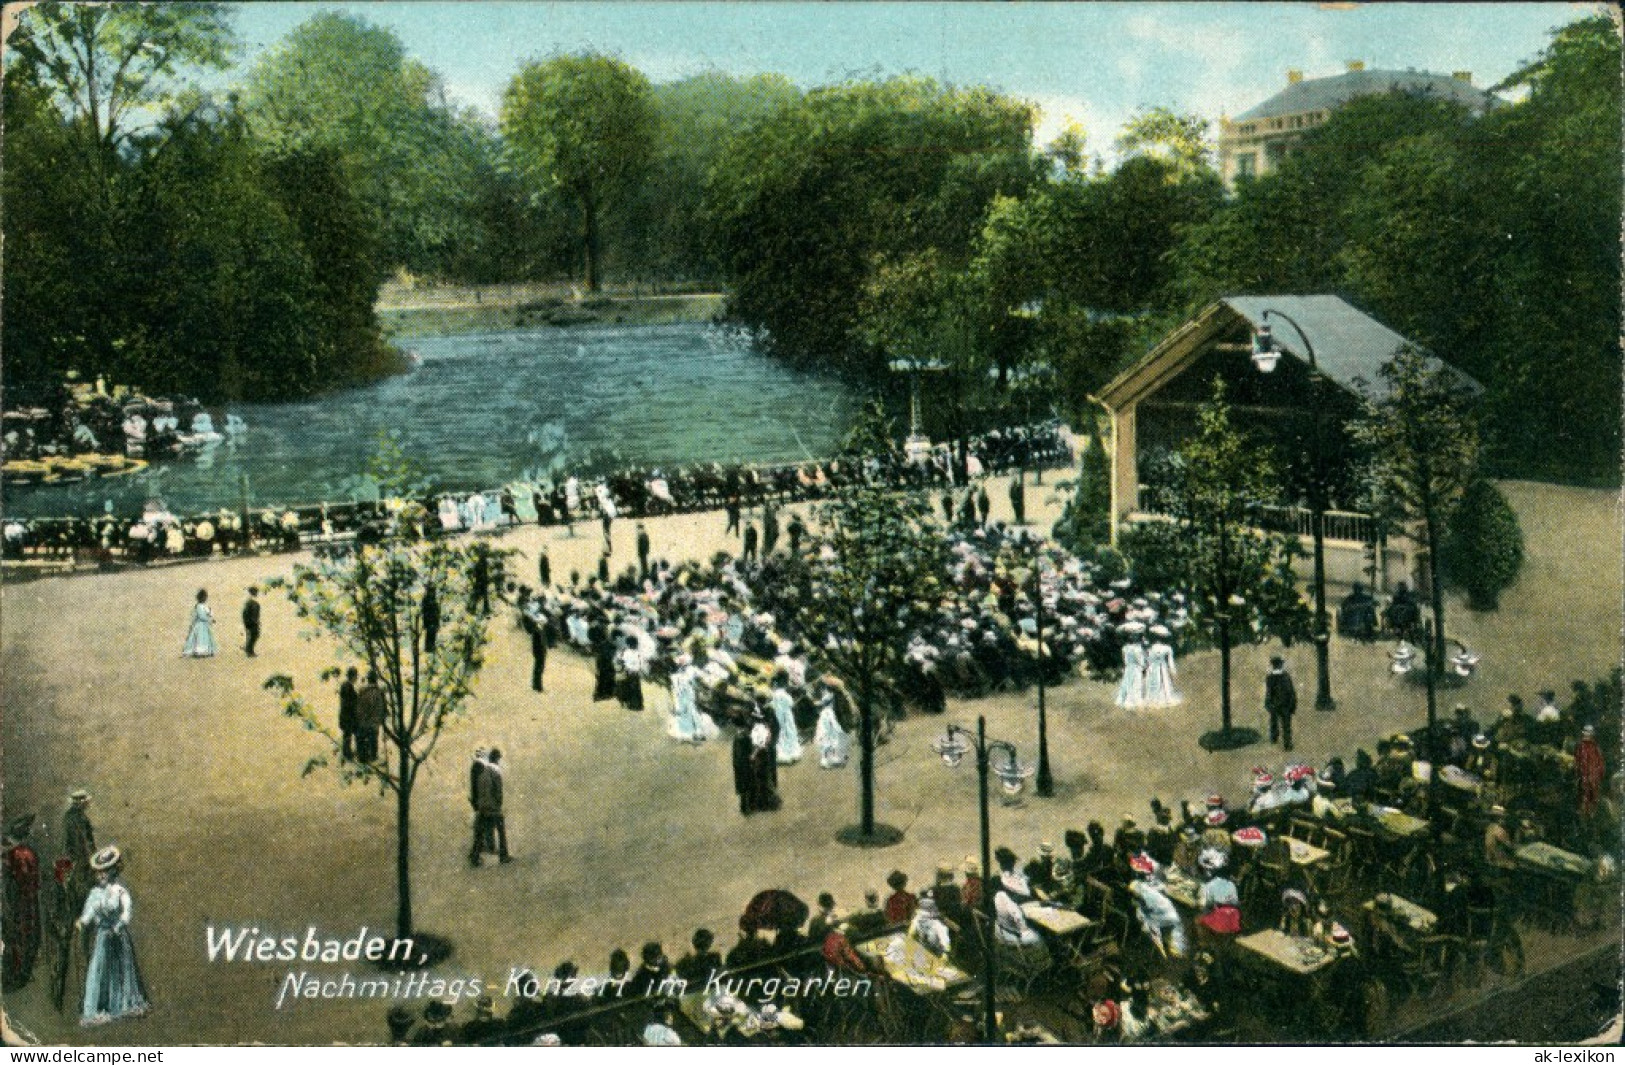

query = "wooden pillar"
[1109,403,1137,546]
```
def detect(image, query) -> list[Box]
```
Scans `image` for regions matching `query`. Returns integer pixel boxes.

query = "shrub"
[1441,479,1525,610]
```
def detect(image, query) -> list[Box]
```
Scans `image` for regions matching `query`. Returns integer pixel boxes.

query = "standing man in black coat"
[520,598,548,693]
[355,671,386,762]
[422,581,440,654]
[1265,654,1297,752]
[339,667,360,760]
[537,548,551,592]
[1009,472,1027,526]
[636,523,651,580]
[742,522,759,564]
[241,586,261,657]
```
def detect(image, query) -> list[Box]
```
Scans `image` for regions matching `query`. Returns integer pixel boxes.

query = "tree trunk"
[396,759,413,941]
[858,685,876,836]
[582,195,600,294]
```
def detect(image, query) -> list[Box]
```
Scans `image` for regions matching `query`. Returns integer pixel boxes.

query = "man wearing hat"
[1264,655,1297,752]
[411,999,456,1046]
[460,994,503,1044]
[62,790,95,901]
[2,814,41,990]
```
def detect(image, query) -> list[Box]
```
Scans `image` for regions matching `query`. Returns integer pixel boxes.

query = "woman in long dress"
[181,589,216,658]
[813,694,849,769]
[76,846,149,1026]
[1114,625,1146,708]
[770,680,802,765]
[1142,625,1181,707]
[666,656,717,743]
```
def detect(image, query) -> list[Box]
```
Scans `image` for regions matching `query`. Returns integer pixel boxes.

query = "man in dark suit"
[422,581,440,654]
[339,667,360,759]
[521,601,548,693]
[1265,654,1297,751]
[355,671,386,762]
[242,586,261,657]
[636,523,651,580]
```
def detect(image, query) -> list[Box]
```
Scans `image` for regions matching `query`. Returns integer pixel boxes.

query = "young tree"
[793,405,951,844]
[264,539,495,950]
[1352,346,1481,687]
[1441,480,1525,611]
[501,53,656,293]
[1131,380,1308,748]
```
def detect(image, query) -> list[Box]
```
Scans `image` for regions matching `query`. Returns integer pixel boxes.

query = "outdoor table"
[1237,929,1341,977]
[1515,842,1593,878]
[1021,901,1093,936]
[1438,765,1482,794]
[1161,869,1202,910]
[1372,806,1430,840]
[1285,838,1330,868]
[855,933,973,993]
[1361,894,1437,934]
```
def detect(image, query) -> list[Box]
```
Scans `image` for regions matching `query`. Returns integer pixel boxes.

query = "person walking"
[181,588,216,658]
[469,747,490,866]
[725,496,741,537]
[355,671,386,763]
[338,667,360,760]
[1265,655,1297,752]
[241,586,261,657]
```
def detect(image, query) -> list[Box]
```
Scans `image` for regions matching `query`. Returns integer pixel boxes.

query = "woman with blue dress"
[666,656,713,743]
[76,846,150,1026]
[181,589,216,658]
[770,678,802,765]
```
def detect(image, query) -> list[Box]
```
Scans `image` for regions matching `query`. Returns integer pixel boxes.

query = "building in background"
[1217,62,1500,190]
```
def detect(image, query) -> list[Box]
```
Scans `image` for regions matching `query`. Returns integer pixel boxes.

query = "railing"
[1256,505,1375,545]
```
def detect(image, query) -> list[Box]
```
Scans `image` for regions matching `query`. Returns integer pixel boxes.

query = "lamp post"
[1025,533,1055,797]
[933,717,1028,1044]
[1251,309,1336,712]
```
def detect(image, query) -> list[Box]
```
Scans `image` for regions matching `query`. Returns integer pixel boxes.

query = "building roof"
[1097,295,1480,410]
[1235,68,1498,124]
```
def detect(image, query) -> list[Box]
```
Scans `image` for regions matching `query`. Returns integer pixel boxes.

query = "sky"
[222,2,1600,154]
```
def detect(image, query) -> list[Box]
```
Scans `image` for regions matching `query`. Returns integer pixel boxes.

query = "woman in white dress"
[1114,624,1147,708]
[1142,624,1181,707]
[76,846,149,1026]
[813,693,849,769]
[770,679,802,765]
[181,589,216,658]
[666,655,717,743]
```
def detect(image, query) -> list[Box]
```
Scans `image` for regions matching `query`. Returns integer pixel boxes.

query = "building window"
[1236,153,1256,178]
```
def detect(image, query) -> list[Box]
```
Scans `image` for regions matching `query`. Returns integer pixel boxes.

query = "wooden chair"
[1319,827,1353,894]
[1289,817,1324,848]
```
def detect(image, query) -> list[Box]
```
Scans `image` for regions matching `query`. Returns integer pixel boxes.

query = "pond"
[3,323,859,518]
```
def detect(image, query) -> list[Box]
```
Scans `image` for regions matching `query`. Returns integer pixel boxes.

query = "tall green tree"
[266,539,495,947]
[241,12,488,279]
[1129,380,1308,745]
[1114,106,1215,180]
[1351,347,1481,696]
[791,405,951,843]
[501,53,657,293]
[707,76,1040,376]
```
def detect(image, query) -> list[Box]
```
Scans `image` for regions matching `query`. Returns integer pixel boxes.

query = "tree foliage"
[265,539,497,940]
[1128,380,1309,732]
[1441,479,1525,611]
[790,404,951,836]
[501,53,657,292]
[1350,347,1481,669]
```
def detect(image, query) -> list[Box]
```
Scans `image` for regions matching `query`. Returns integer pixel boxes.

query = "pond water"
[4,323,859,518]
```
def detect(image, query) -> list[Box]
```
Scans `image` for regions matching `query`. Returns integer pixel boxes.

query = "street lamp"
[1251,309,1336,712]
[1021,532,1055,797]
[933,717,1029,1044]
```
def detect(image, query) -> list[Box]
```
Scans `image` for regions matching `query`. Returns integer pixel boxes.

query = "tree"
[6,2,234,165]
[792,405,951,844]
[265,538,496,949]
[501,53,656,293]
[706,75,1040,376]
[1130,380,1308,747]
[1052,418,1113,552]
[1441,479,1524,611]
[241,12,489,279]
[1114,106,1215,180]
[1351,347,1480,700]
